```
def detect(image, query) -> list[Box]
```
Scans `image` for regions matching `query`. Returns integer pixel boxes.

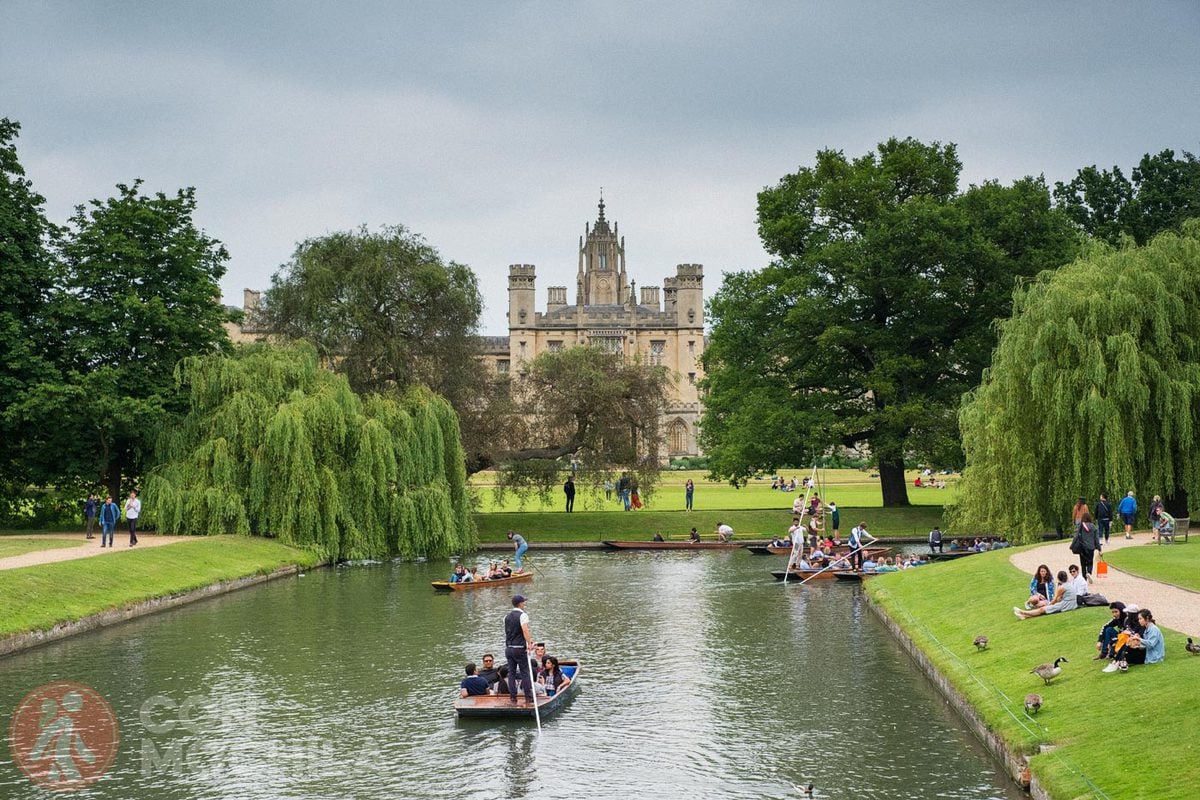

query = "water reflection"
[0,552,1022,799]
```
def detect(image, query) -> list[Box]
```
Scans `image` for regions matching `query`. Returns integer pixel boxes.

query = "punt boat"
[454,660,581,718]
[601,540,744,550]
[431,572,534,592]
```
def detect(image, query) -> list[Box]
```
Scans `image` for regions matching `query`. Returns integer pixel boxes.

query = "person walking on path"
[98,496,119,548]
[82,494,98,540]
[124,491,141,546]
[1117,491,1137,539]
[684,479,694,512]
[563,476,575,513]
[503,595,536,704]
[1095,492,1113,543]
[1148,495,1164,537]
[1071,496,1089,526]
[507,530,528,570]
[1074,511,1102,580]
[617,472,631,511]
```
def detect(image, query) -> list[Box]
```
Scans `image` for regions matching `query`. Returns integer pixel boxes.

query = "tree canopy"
[701,137,1079,504]
[1054,149,1200,247]
[490,345,673,505]
[953,222,1200,542]
[11,181,231,498]
[261,226,492,468]
[145,343,474,560]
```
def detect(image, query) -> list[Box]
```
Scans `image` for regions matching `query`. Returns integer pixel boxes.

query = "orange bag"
[1097,559,1108,577]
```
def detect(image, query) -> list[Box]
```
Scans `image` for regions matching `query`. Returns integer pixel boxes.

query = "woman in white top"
[124,490,141,547]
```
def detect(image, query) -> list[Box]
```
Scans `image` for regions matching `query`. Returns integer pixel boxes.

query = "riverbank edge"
[864,594,1047,800]
[0,560,327,660]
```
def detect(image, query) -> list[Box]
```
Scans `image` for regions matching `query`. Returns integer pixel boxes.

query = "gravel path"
[0,533,192,571]
[1008,530,1200,637]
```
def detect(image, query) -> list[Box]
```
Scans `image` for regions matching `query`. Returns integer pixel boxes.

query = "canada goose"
[791,783,814,797]
[1186,638,1200,654]
[1031,657,1068,685]
[973,635,989,651]
[1024,693,1042,714]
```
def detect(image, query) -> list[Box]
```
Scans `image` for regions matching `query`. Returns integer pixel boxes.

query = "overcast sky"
[3,2,1198,333]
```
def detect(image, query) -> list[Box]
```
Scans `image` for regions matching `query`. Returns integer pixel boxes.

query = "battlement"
[508,263,536,290]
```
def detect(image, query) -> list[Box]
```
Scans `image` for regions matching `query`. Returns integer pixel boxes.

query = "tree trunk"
[102,463,121,504]
[1164,487,1189,520]
[878,459,911,507]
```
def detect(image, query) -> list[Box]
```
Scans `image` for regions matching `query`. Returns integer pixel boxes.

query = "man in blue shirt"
[459,663,490,697]
[1116,491,1137,540]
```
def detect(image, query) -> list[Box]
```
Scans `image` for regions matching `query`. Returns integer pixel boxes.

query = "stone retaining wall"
[0,563,318,659]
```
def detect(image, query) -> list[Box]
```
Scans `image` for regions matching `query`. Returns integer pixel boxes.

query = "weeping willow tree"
[144,343,474,560]
[952,221,1200,542]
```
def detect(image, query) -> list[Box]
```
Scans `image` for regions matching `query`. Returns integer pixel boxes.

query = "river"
[0,550,1022,799]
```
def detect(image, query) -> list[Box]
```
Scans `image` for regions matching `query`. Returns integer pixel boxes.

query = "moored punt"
[431,572,534,592]
[455,660,581,718]
[601,540,744,550]
[833,570,880,582]
[927,550,979,561]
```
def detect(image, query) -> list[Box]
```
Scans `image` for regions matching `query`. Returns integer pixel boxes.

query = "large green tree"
[954,222,1200,542]
[145,343,473,560]
[701,137,1079,505]
[490,345,673,504]
[0,119,57,483]
[13,182,231,499]
[261,226,491,468]
[1054,149,1200,246]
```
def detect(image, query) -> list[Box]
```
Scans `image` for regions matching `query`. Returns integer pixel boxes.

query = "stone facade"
[479,196,706,456]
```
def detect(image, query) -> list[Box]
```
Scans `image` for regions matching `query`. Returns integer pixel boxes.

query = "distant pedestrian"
[1117,491,1137,539]
[685,479,694,511]
[1095,492,1113,543]
[828,502,840,538]
[1074,511,1101,581]
[617,472,631,511]
[507,530,528,569]
[124,490,141,546]
[1149,495,1164,536]
[1071,496,1089,526]
[99,495,119,548]
[928,525,943,553]
[604,480,613,501]
[83,493,98,540]
[563,476,575,513]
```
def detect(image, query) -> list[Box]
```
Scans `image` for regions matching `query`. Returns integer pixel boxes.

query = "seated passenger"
[861,557,878,570]
[498,560,513,578]
[459,663,490,697]
[539,655,572,696]
[449,564,467,583]
[1014,571,1077,619]
[688,527,701,543]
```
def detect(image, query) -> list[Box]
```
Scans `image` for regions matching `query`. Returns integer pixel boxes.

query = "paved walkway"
[0,533,192,571]
[1008,530,1199,637]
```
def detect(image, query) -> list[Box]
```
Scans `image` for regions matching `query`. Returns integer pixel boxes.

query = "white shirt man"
[1069,567,1088,597]
[716,523,734,543]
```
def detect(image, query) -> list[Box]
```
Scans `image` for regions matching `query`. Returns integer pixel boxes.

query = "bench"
[1157,517,1190,544]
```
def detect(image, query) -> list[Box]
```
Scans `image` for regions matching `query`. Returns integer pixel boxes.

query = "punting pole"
[783,464,820,585]
[526,648,542,733]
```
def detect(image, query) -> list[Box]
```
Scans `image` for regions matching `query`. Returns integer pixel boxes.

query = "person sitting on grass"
[1095,601,1127,661]
[1026,565,1055,609]
[1104,608,1163,672]
[1014,570,1077,619]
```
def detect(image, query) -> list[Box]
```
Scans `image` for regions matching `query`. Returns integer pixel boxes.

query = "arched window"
[668,419,688,454]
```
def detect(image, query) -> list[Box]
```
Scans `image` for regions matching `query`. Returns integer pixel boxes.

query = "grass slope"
[0,537,84,559]
[868,548,1200,800]
[0,536,322,639]
[473,506,946,542]
[1105,542,1200,592]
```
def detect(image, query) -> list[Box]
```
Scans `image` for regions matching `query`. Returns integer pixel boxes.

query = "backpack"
[1078,593,1109,607]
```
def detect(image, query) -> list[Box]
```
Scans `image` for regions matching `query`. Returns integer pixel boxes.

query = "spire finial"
[598,187,606,222]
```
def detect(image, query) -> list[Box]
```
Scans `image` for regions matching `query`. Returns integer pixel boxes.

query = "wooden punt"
[431,572,534,592]
[746,544,889,557]
[833,570,881,582]
[927,550,979,561]
[770,567,855,581]
[455,660,581,718]
[601,540,743,550]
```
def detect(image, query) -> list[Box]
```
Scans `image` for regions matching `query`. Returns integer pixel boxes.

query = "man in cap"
[504,595,535,704]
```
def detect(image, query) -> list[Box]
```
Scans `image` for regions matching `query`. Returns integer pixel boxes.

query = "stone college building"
[478,196,706,457]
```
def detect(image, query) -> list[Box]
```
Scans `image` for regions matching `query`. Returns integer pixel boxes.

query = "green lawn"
[474,505,947,542]
[1105,541,1200,592]
[471,468,958,513]
[0,536,322,639]
[868,548,1199,799]
[0,536,84,559]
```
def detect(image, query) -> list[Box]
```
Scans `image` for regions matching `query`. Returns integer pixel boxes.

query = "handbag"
[1069,534,1082,554]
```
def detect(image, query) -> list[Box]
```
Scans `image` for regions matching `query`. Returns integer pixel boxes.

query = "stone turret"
[664,263,704,326]
[508,264,536,328]
[580,192,626,305]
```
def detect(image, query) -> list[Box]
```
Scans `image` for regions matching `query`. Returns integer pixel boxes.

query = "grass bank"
[868,548,1199,799]
[0,536,83,559]
[0,536,321,640]
[473,505,946,542]
[470,468,958,513]
[1105,541,1200,592]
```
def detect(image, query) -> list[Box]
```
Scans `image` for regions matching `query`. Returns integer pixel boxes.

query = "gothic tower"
[577,192,627,306]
